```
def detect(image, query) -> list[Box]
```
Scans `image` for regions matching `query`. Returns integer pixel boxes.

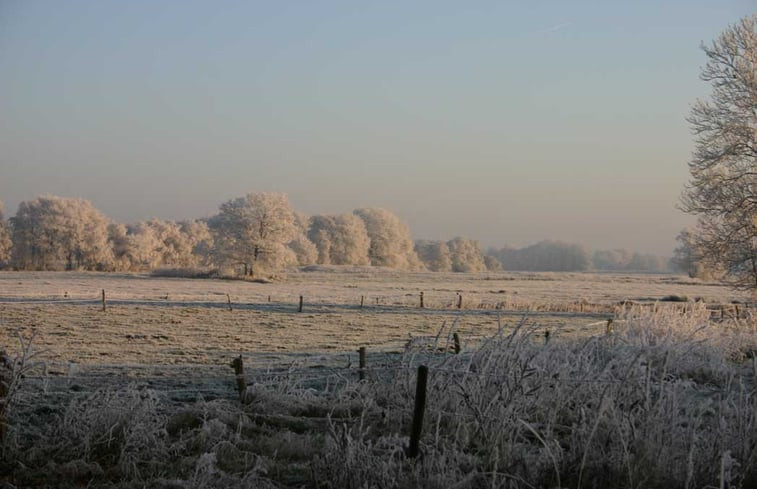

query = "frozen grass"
[1,304,755,488]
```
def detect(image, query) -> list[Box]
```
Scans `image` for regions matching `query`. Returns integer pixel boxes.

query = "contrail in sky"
[534,21,574,34]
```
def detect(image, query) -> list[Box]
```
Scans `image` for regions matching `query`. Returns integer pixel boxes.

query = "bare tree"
[681,15,757,289]
[209,192,296,276]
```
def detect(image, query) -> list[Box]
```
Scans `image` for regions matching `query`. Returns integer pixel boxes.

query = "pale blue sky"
[0,1,753,255]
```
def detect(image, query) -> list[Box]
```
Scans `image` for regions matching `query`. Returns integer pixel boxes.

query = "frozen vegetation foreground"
[1,304,756,488]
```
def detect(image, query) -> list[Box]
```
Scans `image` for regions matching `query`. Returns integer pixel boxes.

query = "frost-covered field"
[0,269,746,363]
[0,270,755,488]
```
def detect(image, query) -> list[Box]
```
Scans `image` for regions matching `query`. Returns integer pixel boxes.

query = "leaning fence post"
[230,355,247,402]
[101,289,106,312]
[227,294,233,311]
[298,295,304,313]
[407,365,429,458]
[453,332,461,354]
[457,294,462,309]
[358,346,366,381]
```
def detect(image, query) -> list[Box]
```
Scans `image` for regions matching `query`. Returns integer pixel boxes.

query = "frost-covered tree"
[148,219,211,268]
[120,221,164,270]
[414,240,452,272]
[308,214,371,266]
[484,254,503,272]
[680,16,757,289]
[0,200,11,268]
[353,208,421,270]
[627,252,669,273]
[490,241,590,271]
[106,219,213,271]
[672,228,722,280]
[209,192,296,276]
[287,234,318,266]
[106,223,133,271]
[447,237,487,273]
[179,220,215,267]
[286,212,318,266]
[591,249,634,271]
[10,195,112,270]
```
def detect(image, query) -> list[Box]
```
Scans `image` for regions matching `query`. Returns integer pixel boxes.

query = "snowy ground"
[0,268,745,365]
[1,270,755,488]
[0,269,746,359]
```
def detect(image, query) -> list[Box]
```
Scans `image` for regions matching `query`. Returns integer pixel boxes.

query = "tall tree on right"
[681,15,757,289]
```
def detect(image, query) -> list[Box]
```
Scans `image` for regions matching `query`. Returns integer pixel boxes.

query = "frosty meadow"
[0,269,755,488]
[1,7,757,489]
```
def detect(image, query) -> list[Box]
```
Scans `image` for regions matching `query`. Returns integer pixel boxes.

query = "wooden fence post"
[544,330,550,345]
[453,332,461,354]
[457,294,462,309]
[101,289,106,312]
[230,355,247,402]
[227,294,233,311]
[419,291,424,309]
[407,365,429,458]
[360,295,364,309]
[298,295,304,313]
[358,347,366,381]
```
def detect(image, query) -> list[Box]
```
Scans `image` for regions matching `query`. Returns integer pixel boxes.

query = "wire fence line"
[4,290,726,315]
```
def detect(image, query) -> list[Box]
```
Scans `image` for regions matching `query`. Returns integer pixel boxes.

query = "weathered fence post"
[360,295,364,309]
[419,291,424,308]
[358,347,366,381]
[230,355,247,402]
[544,330,550,345]
[407,365,429,458]
[298,295,304,313]
[101,289,106,312]
[457,294,462,309]
[227,294,233,311]
[453,332,461,354]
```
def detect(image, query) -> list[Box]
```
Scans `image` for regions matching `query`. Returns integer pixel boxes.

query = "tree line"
[0,193,673,275]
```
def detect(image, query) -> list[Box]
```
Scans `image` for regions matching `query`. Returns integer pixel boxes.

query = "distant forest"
[0,193,673,275]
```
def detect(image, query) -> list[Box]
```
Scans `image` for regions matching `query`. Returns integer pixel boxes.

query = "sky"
[0,1,754,256]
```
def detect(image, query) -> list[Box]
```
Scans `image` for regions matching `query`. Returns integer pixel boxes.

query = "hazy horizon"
[2,1,754,256]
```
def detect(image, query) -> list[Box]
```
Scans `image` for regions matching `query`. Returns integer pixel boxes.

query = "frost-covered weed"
[314,305,757,488]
